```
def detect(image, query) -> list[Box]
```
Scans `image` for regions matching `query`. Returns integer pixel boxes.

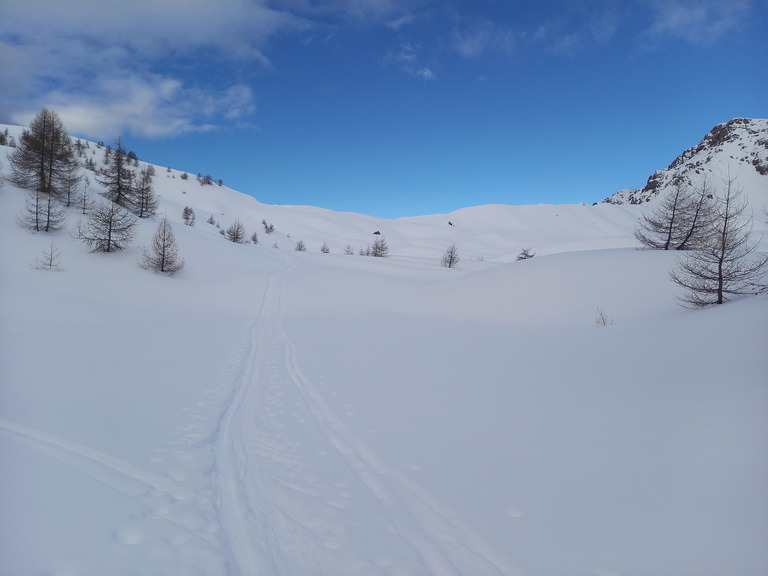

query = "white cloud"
[10,73,255,140]
[384,42,437,81]
[644,0,753,44]
[0,0,292,136]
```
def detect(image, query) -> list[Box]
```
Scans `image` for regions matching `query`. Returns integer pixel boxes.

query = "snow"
[1,125,767,576]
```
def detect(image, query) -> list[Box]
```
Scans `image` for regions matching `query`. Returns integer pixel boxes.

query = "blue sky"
[1,0,766,218]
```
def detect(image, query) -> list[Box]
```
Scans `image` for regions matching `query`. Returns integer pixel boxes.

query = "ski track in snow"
[209,254,519,576]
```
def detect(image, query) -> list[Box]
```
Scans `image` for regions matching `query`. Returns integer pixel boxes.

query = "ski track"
[1,254,518,575]
[210,254,519,576]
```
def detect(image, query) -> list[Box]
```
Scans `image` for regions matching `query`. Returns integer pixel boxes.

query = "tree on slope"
[9,108,78,200]
[441,242,460,268]
[134,166,158,218]
[9,108,79,232]
[138,216,184,275]
[17,186,68,232]
[371,236,389,257]
[74,202,137,253]
[635,176,712,250]
[98,137,134,208]
[669,174,767,306]
[226,219,246,243]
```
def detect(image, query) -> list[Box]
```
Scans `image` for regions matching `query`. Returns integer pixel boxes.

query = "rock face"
[603,118,768,205]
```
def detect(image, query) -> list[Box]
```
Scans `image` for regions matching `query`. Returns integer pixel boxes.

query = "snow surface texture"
[1,121,767,576]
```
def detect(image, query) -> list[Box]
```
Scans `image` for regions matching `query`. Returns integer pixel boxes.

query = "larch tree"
[74,202,137,253]
[138,216,184,275]
[226,219,246,243]
[134,166,158,218]
[9,108,78,232]
[98,137,134,208]
[371,236,389,257]
[9,108,77,199]
[441,242,460,268]
[635,176,713,250]
[669,174,767,306]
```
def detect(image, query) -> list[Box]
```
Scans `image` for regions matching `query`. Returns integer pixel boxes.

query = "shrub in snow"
[321,241,330,253]
[295,239,306,251]
[516,247,536,260]
[594,306,613,326]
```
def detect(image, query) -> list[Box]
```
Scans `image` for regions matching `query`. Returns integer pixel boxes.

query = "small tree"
[33,241,63,271]
[207,214,216,225]
[226,219,246,243]
[182,206,196,226]
[371,236,389,257]
[670,174,768,306]
[516,247,536,260]
[345,243,354,255]
[441,242,460,268]
[262,219,274,234]
[295,239,307,251]
[17,188,67,232]
[77,177,95,214]
[138,216,184,275]
[320,241,330,253]
[251,231,259,244]
[74,202,137,252]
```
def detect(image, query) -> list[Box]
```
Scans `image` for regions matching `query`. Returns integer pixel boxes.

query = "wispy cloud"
[384,42,436,80]
[644,0,753,44]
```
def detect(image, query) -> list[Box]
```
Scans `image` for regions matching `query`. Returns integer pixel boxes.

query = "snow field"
[1,130,767,575]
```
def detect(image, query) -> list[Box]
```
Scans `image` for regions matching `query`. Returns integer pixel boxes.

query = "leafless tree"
[138,216,184,275]
[516,247,536,260]
[74,202,137,252]
[9,108,79,201]
[17,187,68,232]
[320,241,330,253]
[635,176,713,250]
[294,239,307,251]
[33,241,63,271]
[441,242,460,268]
[134,166,158,218]
[371,236,389,257]
[98,137,134,208]
[182,206,195,226]
[77,177,95,214]
[670,174,768,306]
[226,219,246,243]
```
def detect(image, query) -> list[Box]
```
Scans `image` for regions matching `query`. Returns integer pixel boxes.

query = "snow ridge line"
[210,258,293,576]
[272,278,519,576]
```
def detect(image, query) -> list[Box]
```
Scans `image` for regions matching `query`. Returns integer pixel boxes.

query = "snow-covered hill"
[1,121,767,576]
[604,117,768,208]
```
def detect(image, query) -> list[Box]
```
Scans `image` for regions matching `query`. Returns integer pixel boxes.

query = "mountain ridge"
[603,117,768,206]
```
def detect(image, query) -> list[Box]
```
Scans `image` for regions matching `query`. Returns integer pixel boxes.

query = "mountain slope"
[604,117,768,207]
[1,122,767,576]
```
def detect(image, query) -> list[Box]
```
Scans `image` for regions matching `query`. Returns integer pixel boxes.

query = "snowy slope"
[1,123,767,576]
